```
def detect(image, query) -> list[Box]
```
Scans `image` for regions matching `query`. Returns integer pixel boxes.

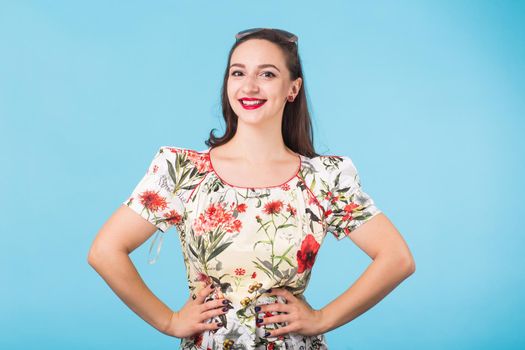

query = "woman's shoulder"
[156,145,211,174]
[158,145,209,156]
[301,152,354,177]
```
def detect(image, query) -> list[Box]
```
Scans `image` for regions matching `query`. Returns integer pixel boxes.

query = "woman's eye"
[230,71,276,78]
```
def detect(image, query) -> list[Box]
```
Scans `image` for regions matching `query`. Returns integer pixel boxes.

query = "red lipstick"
[239,97,267,110]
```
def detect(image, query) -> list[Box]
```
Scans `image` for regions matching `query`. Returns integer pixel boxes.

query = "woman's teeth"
[241,99,265,105]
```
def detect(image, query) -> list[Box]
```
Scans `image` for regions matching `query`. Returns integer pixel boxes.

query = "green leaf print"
[276,223,295,230]
[334,171,341,188]
[188,244,199,259]
[252,259,273,279]
[206,241,233,262]
[252,240,272,250]
[274,245,295,269]
[258,257,284,279]
[310,176,316,192]
[208,229,228,252]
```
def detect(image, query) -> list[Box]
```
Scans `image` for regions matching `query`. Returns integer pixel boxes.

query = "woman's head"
[205,28,320,157]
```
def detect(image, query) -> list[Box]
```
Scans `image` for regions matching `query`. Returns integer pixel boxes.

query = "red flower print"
[344,202,359,212]
[229,219,242,233]
[296,234,320,273]
[256,215,262,223]
[152,164,159,174]
[235,268,246,276]
[196,272,211,283]
[251,272,257,279]
[163,209,183,226]
[139,190,168,212]
[280,183,290,191]
[325,209,332,216]
[192,202,243,236]
[286,203,296,216]
[342,213,353,221]
[237,203,247,213]
[263,200,284,215]
[267,342,275,350]
[187,150,210,173]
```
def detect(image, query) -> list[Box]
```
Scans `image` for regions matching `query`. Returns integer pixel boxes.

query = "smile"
[239,99,267,110]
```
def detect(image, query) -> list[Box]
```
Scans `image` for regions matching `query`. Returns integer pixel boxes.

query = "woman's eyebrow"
[229,63,280,72]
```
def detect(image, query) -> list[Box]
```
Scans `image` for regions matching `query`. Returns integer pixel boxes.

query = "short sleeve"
[324,156,382,240]
[122,146,186,234]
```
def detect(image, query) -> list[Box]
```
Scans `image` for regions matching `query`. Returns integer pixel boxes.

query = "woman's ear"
[293,77,302,94]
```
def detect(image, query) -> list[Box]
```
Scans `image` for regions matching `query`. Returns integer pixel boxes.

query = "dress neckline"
[206,147,303,190]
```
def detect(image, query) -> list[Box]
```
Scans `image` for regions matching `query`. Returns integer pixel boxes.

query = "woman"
[88,28,415,350]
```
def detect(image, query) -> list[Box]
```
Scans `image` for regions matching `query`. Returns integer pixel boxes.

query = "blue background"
[1,1,524,349]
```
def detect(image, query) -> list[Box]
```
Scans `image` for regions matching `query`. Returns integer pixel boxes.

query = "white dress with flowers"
[122,146,382,350]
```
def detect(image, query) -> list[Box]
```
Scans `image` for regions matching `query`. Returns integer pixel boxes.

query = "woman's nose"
[241,75,259,93]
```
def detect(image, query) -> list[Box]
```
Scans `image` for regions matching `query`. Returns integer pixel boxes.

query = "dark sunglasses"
[235,28,298,45]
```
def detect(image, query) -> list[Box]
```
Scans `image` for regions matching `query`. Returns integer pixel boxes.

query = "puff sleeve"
[324,156,382,240]
[122,146,186,263]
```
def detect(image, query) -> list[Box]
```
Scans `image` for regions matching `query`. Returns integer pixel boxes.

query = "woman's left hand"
[257,288,326,337]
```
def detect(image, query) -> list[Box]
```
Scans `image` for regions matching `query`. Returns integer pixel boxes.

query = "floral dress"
[122,146,382,350]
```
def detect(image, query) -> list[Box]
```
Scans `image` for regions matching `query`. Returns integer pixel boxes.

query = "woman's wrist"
[316,308,333,334]
[160,310,178,336]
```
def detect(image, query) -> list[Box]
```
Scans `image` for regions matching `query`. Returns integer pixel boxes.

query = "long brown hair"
[204,29,320,158]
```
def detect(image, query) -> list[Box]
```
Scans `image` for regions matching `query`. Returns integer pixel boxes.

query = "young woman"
[88,28,415,350]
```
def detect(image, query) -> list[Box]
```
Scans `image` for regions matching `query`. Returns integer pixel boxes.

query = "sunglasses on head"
[235,28,298,45]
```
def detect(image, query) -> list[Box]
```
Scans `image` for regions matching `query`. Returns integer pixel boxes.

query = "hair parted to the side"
[204,28,321,158]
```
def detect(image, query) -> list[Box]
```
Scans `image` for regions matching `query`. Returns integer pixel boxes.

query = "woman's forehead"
[231,39,286,67]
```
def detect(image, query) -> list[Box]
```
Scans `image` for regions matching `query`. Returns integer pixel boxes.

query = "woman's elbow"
[87,244,103,267]
[401,253,416,276]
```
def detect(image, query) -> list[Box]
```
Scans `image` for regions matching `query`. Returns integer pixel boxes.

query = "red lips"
[239,97,267,110]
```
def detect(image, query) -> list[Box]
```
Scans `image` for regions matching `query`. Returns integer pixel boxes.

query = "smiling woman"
[89,28,415,350]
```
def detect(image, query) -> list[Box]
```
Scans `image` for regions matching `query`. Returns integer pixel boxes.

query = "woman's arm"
[318,213,415,333]
[87,205,174,335]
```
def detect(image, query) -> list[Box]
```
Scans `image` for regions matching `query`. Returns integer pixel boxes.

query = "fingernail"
[210,284,215,289]
[222,299,229,304]
[266,288,272,293]
[256,318,263,324]
[254,306,261,312]
[222,307,228,312]
[264,331,270,337]
[217,322,223,327]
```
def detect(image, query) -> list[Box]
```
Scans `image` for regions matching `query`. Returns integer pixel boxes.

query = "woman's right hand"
[164,283,232,338]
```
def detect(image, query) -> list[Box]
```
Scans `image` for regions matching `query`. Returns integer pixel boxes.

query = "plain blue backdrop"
[1,1,524,349]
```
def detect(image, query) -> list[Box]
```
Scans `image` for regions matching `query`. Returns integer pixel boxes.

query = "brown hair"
[204,29,320,158]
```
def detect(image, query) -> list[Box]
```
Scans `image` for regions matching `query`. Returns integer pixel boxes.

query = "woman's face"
[227,39,301,126]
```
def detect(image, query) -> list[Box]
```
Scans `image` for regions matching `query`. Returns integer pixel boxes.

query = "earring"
[287,95,294,102]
